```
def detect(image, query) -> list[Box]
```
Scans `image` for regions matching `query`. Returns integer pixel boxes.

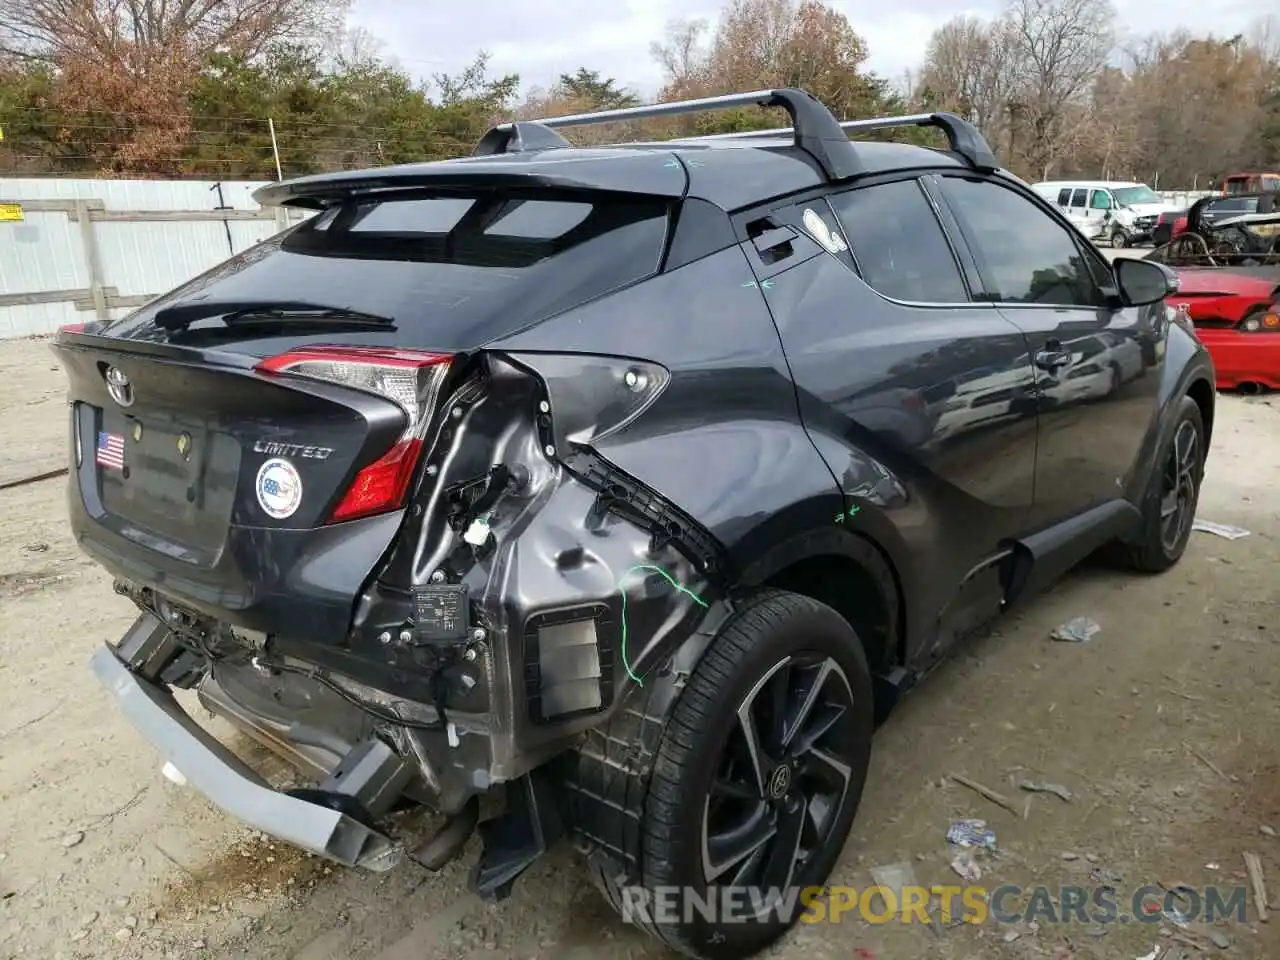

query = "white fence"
[1157,190,1218,208]
[0,178,311,339]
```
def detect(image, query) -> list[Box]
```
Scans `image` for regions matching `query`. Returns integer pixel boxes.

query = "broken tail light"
[255,346,452,522]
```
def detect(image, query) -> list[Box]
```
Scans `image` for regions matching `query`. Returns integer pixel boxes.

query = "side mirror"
[1114,258,1178,306]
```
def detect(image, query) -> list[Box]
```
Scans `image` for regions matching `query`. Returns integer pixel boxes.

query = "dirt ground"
[1,334,1278,960]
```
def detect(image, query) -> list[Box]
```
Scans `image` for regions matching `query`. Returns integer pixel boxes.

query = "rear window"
[104,190,671,348]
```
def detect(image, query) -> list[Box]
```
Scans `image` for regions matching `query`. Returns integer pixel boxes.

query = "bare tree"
[649,0,881,130]
[917,16,1015,141]
[1004,0,1116,176]
[0,0,349,63]
[650,18,712,98]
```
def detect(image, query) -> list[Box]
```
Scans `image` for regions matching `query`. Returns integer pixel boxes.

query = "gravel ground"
[1,334,1278,960]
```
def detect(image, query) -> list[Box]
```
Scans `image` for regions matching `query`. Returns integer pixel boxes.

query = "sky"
[347,0,1274,99]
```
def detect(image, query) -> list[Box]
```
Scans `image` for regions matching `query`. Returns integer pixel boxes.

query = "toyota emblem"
[104,366,134,407]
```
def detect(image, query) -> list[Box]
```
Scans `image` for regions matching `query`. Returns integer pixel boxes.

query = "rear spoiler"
[253,165,688,210]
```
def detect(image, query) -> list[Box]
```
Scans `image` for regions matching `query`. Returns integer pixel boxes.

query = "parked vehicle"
[1032,179,1182,247]
[1152,209,1187,247]
[1195,194,1275,230]
[1222,172,1280,195]
[55,88,1215,959]
[1146,207,1280,391]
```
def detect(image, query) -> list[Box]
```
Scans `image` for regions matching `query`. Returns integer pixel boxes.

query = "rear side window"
[106,190,671,347]
[1057,189,1071,206]
[828,180,969,303]
[1071,189,1087,208]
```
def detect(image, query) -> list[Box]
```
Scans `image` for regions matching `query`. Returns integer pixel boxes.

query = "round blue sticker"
[255,458,303,519]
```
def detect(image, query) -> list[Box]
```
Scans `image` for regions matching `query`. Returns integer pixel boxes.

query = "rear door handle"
[1034,348,1071,371]
[751,225,798,260]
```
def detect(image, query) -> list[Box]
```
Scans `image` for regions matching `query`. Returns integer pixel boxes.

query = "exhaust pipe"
[1239,382,1262,395]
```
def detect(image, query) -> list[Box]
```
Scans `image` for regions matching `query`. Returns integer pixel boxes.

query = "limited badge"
[255,458,303,519]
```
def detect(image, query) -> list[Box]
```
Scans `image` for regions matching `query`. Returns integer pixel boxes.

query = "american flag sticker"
[96,430,125,470]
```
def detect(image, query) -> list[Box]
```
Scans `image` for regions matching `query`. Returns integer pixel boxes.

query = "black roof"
[255,88,992,213]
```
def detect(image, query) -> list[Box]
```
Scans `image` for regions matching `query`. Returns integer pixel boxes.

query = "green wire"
[618,564,708,687]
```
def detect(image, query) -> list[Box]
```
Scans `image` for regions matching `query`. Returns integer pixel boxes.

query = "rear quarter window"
[828,179,970,304]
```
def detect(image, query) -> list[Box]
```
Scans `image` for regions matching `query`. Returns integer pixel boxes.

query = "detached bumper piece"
[91,641,403,871]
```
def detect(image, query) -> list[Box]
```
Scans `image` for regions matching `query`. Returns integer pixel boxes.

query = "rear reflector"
[254,346,452,523]
[330,438,424,523]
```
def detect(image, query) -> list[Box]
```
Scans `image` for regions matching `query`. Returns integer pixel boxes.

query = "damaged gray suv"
[55,88,1215,958]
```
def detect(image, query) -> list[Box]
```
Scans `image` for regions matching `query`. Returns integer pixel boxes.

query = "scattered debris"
[1169,930,1206,951]
[1244,851,1268,923]
[1003,931,1021,943]
[946,819,996,850]
[950,851,981,882]
[1183,742,1231,782]
[0,467,68,491]
[1261,825,1276,838]
[22,542,48,553]
[1020,780,1074,802]
[77,786,148,831]
[1191,519,1251,540]
[869,861,917,902]
[1051,616,1101,643]
[1206,862,1220,870]
[0,702,60,739]
[1135,948,1161,960]
[60,831,84,848]
[948,773,1021,816]
[1209,930,1230,949]
[1061,852,1080,861]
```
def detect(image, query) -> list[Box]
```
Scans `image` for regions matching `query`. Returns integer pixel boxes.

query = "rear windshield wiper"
[154,299,394,331]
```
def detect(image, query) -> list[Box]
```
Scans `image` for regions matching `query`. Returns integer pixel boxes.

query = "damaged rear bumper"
[90,644,402,871]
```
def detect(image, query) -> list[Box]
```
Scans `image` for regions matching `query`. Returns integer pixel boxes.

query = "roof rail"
[473,88,863,181]
[681,112,998,172]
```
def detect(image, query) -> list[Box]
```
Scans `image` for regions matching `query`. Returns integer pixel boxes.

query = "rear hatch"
[53,183,673,643]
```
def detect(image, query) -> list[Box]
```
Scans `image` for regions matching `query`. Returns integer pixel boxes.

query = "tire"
[621,590,874,959]
[1116,395,1205,573]
[1111,227,1130,249]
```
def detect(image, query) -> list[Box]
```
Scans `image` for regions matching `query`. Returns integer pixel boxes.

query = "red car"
[1167,269,1280,390]
[1146,206,1280,391]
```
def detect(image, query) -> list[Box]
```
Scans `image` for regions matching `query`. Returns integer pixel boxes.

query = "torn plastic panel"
[347,351,726,797]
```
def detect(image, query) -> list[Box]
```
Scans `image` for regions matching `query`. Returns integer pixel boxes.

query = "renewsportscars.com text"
[619,883,1249,926]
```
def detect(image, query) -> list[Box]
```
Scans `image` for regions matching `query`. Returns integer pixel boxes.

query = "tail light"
[255,346,451,522]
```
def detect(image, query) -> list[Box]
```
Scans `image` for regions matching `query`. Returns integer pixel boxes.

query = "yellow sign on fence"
[0,203,24,222]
